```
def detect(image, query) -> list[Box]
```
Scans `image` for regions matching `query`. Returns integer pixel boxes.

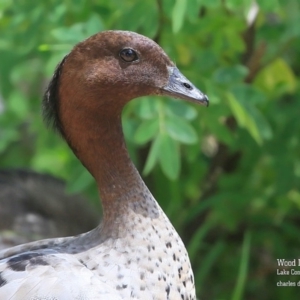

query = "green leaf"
[123,118,139,143]
[240,100,273,140]
[46,53,69,76]
[165,114,198,144]
[254,58,297,95]
[166,99,198,120]
[114,1,158,38]
[231,231,251,300]
[7,91,28,117]
[231,84,265,105]
[213,65,248,85]
[186,0,201,22]
[206,118,234,145]
[229,84,273,140]
[50,14,104,45]
[134,118,159,145]
[226,92,263,145]
[225,0,252,10]
[200,0,222,8]
[143,134,162,175]
[259,0,280,11]
[195,240,225,289]
[188,217,217,261]
[158,133,180,180]
[51,23,87,44]
[135,97,158,119]
[172,0,187,33]
[85,14,104,36]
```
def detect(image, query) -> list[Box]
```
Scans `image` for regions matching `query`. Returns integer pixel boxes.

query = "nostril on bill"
[183,82,192,89]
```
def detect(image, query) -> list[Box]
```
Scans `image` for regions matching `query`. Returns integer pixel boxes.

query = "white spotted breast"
[0,196,195,300]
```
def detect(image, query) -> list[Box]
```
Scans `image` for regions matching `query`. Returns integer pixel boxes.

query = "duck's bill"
[162,67,209,106]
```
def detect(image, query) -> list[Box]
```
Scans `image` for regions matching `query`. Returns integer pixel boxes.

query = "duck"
[0,30,208,300]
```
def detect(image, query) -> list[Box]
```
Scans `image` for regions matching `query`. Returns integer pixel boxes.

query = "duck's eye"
[119,48,138,62]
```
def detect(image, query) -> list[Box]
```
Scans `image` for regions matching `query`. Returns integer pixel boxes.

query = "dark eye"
[119,48,138,62]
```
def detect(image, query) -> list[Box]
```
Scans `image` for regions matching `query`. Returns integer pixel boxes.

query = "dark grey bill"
[162,67,209,106]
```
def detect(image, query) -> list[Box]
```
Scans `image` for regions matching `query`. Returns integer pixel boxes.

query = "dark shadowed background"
[0,1,299,299]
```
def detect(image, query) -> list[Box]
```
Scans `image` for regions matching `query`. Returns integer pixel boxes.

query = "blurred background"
[0,0,299,299]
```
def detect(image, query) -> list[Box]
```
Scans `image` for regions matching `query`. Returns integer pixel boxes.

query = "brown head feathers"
[42,31,175,137]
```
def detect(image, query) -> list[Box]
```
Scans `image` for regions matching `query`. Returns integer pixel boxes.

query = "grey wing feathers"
[0,252,122,300]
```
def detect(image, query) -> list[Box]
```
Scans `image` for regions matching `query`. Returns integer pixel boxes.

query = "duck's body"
[0,30,208,299]
[0,198,193,299]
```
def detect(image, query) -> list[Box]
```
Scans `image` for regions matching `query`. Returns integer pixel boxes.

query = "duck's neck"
[60,99,157,230]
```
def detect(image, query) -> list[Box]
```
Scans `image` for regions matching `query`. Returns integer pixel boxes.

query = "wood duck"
[0,30,208,300]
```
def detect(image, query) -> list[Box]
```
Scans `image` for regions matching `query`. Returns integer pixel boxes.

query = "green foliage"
[231,230,251,300]
[0,1,300,299]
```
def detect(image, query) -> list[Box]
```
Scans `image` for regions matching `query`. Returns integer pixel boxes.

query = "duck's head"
[43,30,208,137]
